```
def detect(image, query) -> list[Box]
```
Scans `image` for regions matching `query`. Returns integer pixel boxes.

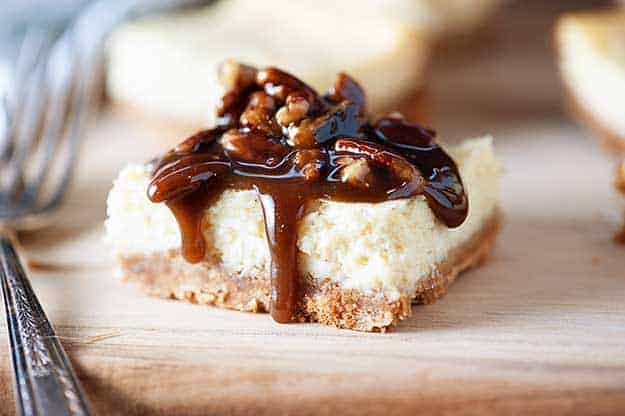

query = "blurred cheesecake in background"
[303,0,505,40]
[106,0,429,132]
[556,10,625,151]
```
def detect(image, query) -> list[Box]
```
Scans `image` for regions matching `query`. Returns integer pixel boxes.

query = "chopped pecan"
[336,157,373,189]
[221,129,289,166]
[218,60,258,91]
[216,61,259,125]
[326,73,365,115]
[334,139,425,192]
[287,101,362,148]
[239,91,280,135]
[286,120,317,149]
[275,95,310,126]
[257,67,324,130]
[256,67,317,103]
[293,149,325,181]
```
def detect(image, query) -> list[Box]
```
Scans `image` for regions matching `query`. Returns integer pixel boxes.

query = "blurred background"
[0,0,620,144]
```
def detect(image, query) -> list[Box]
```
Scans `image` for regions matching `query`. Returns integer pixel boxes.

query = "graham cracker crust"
[118,210,501,332]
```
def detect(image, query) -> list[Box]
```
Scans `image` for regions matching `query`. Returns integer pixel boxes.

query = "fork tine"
[1,33,56,204]
[38,39,101,214]
[0,29,51,160]
[19,32,76,209]
[6,29,50,113]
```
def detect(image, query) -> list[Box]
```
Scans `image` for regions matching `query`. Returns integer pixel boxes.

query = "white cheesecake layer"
[106,0,428,129]
[285,0,504,38]
[556,11,625,140]
[105,137,501,293]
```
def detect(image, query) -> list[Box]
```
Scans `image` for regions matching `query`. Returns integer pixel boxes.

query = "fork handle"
[0,235,92,416]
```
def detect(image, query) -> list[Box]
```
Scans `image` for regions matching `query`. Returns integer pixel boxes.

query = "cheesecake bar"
[105,63,502,331]
[555,10,625,151]
[298,0,505,40]
[106,0,429,132]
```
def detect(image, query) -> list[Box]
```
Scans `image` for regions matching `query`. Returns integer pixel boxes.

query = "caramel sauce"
[147,63,468,323]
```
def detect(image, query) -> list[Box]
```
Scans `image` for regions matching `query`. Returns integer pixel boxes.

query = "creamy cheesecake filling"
[557,12,625,140]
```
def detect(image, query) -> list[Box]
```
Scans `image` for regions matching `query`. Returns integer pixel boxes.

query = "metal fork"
[0,2,214,414]
[0,24,98,416]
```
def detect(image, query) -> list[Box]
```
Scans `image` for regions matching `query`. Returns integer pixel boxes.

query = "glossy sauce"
[147,64,468,323]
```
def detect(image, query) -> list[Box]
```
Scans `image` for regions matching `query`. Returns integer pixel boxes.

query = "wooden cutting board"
[2,3,625,414]
[1,110,624,415]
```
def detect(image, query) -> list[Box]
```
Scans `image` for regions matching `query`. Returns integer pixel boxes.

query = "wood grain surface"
[1,1,624,415]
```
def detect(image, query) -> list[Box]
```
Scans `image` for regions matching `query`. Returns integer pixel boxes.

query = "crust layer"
[565,87,625,154]
[118,210,500,331]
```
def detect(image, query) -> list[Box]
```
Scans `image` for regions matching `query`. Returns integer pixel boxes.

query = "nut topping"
[276,95,310,126]
[218,60,258,91]
[334,139,424,191]
[221,129,289,166]
[293,149,326,181]
[257,67,318,105]
[239,91,280,135]
[337,157,373,189]
[326,72,366,114]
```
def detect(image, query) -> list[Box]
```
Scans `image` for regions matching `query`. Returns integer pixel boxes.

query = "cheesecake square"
[105,63,502,331]
[555,9,625,151]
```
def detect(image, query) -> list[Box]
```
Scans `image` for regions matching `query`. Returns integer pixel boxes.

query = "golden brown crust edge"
[564,87,625,154]
[118,210,501,332]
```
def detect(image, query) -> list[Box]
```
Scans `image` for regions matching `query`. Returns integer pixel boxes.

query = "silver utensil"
[0,24,98,416]
[0,2,213,414]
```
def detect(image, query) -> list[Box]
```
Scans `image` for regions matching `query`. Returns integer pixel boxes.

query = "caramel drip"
[256,185,304,322]
[147,64,468,323]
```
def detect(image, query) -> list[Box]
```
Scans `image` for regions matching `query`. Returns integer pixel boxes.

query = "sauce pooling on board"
[147,61,468,323]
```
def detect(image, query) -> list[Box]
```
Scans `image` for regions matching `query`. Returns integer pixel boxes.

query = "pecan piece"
[239,91,280,136]
[334,139,425,193]
[218,60,258,91]
[257,67,323,129]
[257,67,317,103]
[221,129,289,166]
[293,149,325,181]
[326,73,366,115]
[336,157,373,189]
[216,61,259,125]
[287,101,362,148]
[275,95,310,126]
